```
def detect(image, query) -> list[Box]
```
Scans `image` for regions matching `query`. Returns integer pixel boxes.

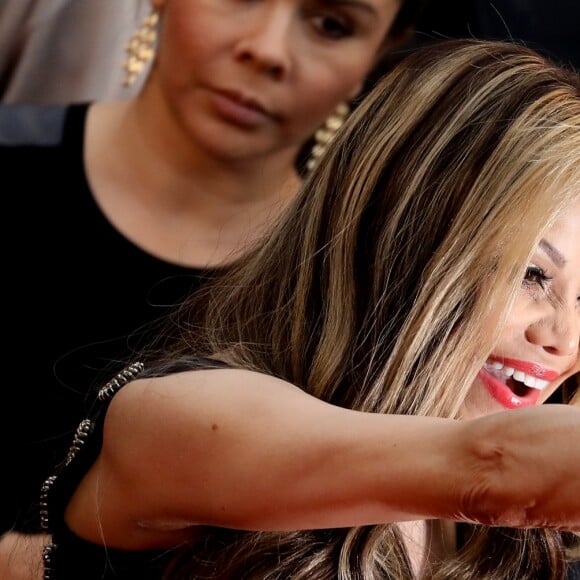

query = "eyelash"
[523,265,552,290]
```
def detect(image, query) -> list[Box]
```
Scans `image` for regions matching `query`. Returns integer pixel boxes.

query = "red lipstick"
[488,357,560,380]
[477,369,541,409]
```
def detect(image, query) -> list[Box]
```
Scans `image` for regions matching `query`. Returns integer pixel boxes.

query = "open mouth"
[503,376,530,397]
[485,361,549,394]
[478,360,553,409]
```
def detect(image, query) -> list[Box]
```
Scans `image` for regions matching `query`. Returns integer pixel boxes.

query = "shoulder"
[114,367,302,408]
[105,367,314,435]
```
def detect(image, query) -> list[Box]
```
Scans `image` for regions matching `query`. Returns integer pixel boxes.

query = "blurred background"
[369,0,579,90]
[411,0,579,68]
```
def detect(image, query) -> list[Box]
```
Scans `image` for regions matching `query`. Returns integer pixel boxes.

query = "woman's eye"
[523,265,551,289]
[312,15,352,39]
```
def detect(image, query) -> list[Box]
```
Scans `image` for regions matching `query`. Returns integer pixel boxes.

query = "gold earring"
[306,102,350,173]
[123,9,160,88]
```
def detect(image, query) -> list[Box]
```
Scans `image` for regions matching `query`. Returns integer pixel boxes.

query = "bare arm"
[65,369,580,549]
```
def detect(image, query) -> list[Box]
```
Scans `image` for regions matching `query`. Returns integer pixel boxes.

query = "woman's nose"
[525,301,580,358]
[232,5,293,81]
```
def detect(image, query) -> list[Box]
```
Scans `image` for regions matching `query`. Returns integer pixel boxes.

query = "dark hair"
[384,0,431,51]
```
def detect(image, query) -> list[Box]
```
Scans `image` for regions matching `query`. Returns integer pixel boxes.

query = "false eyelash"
[523,265,552,290]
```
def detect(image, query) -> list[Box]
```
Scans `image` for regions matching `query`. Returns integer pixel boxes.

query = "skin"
[403,202,580,573]
[84,0,402,268]
[0,533,44,580]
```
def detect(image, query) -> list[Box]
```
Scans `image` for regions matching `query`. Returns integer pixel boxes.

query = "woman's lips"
[478,368,542,409]
[488,357,560,381]
[209,89,276,128]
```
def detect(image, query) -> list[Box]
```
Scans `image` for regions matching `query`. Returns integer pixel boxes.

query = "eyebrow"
[539,239,567,268]
[322,0,379,17]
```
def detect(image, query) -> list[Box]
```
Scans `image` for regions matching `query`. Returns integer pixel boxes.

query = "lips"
[478,357,561,410]
[478,368,541,409]
[218,90,271,117]
[209,88,278,128]
[490,357,560,382]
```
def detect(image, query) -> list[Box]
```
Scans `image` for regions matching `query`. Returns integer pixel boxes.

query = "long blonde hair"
[147,39,580,579]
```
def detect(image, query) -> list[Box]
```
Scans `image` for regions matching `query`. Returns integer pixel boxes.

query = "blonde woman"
[10,39,580,579]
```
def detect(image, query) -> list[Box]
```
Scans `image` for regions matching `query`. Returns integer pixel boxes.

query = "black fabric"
[42,359,230,580]
[568,560,580,580]
[1,103,212,534]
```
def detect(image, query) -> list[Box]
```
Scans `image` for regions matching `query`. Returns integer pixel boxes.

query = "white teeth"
[485,361,551,391]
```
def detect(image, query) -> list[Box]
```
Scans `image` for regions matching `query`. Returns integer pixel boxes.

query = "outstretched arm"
[64,369,580,550]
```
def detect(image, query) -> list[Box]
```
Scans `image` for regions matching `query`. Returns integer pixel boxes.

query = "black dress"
[0,104,214,533]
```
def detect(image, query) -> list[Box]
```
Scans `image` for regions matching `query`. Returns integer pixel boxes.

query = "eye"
[523,265,552,290]
[311,14,353,39]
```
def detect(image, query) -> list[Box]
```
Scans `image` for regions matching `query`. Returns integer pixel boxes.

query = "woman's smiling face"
[462,199,580,418]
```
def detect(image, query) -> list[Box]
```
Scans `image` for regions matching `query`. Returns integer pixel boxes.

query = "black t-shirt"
[1,104,212,532]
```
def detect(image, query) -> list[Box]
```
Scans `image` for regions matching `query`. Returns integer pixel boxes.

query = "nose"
[233,4,293,81]
[525,300,580,358]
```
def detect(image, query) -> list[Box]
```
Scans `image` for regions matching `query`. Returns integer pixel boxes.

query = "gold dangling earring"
[306,102,350,173]
[123,9,160,88]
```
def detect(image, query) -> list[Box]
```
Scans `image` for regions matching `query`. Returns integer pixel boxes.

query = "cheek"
[292,41,379,117]
[493,322,519,351]
[460,376,494,420]
[159,6,220,72]
[492,297,529,351]
[292,64,369,123]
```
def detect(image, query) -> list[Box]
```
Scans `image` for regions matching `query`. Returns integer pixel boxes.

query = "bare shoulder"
[112,367,304,407]
[104,367,318,443]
